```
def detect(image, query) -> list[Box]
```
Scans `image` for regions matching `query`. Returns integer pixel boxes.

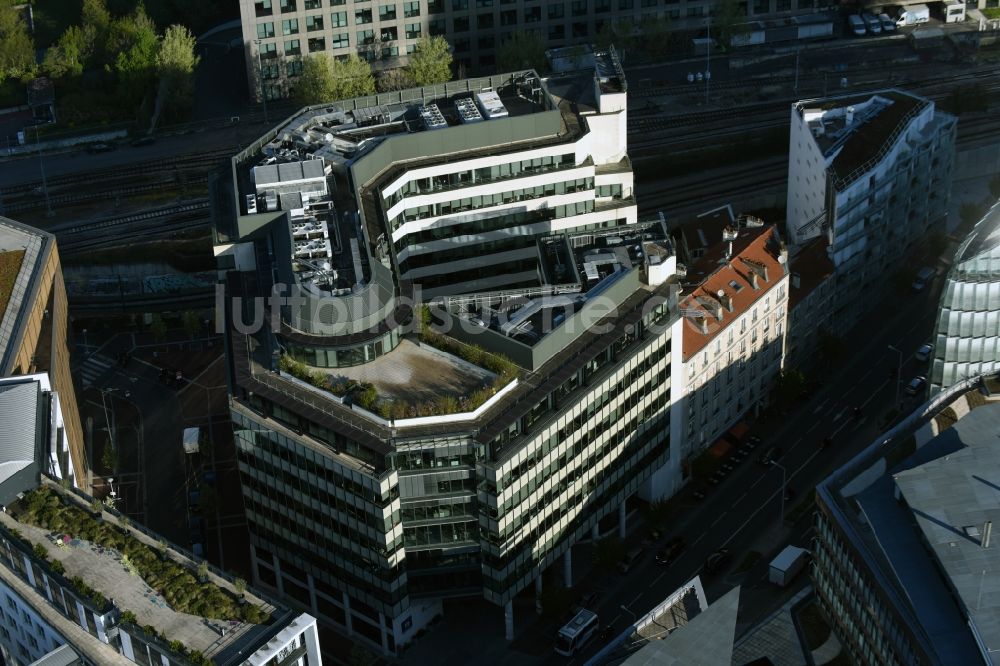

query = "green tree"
[639,17,676,59]
[149,315,167,342]
[111,5,160,108]
[0,4,36,83]
[153,24,199,123]
[496,31,548,73]
[593,536,625,572]
[180,310,201,337]
[714,0,750,51]
[406,36,452,86]
[102,441,117,472]
[596,19,636,55]
[43,26,88,78]
[376,67,413,92]
[349,645,377,666]
[294,53,374,106]
[81,0,112,67]
[234,577,247,597]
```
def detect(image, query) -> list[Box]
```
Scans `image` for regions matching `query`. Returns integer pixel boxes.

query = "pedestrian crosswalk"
[78,354,115,390]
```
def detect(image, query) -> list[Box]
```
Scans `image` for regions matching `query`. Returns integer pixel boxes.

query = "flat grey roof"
[895,402,1000,658]
[0,379,39,505]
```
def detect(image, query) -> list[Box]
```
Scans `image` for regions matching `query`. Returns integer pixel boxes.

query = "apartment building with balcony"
[0,216,85,493]
[672,219,788,462]
[784,89,956,346]
[240,0,837,99]
[814,375,1000,665]
[213,50,685,654]
[930,198,1000,395]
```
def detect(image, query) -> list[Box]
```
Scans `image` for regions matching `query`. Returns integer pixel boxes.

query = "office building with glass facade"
[814,374,1000,665]
[930,198,1000,394]
[214,51,686,655]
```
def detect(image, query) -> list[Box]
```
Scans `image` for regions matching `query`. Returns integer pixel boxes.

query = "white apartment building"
[672,220,789,460]
[785,89,955,339]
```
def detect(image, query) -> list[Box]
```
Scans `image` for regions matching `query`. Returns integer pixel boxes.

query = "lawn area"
[0,250,26,321]
[984,7,1000,19]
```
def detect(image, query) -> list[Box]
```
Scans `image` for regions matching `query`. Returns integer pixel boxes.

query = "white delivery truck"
[769,545,809,586]
[848,14,866,35]
[897,3,930,26]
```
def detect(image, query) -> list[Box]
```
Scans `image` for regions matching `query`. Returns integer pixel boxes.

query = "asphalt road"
[558,259,948,664]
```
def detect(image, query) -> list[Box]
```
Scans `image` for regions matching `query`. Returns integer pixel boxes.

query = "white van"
[848,14,866,35]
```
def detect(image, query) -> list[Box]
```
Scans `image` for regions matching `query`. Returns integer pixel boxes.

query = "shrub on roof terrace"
[18,487,268,624]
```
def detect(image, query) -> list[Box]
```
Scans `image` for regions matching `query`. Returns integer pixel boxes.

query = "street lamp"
[253,39,270,124]
[888,345,903,408]
[620,604,637,623]
[769,460,787,525]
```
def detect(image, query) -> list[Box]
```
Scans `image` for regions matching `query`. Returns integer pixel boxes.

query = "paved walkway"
[731,587,811,666]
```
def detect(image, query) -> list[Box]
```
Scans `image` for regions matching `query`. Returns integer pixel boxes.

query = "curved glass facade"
[283,328,401,368]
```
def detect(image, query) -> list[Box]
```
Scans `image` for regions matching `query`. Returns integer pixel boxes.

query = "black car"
[86,142,116,153]
[702,548,732,575]
[130,135,156,147]
[757,446,783,465]
[692,489,707,501]
[655,538,685,565]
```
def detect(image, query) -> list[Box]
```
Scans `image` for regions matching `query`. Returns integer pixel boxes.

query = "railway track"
[1,148,232,200]
[55,201,211,254]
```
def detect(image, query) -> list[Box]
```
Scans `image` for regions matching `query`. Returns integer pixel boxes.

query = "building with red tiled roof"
[672,220,789,459]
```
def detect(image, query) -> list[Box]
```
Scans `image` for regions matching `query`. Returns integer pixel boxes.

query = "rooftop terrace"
[446,220,673,348]
[2,480,280,660]
[798,90,928,188]
[0,216,47,373]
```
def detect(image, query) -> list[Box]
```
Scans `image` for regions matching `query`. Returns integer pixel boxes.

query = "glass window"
[282,18,299,34]
[257,22,275,38]
[306,15,325,30]
[404,1,421,16]
[308,36,326,50]
[358,28,375,44]
[478,12,494,28]
[571,0,587,15]
[379,3,397,20]
[548,3,565,18]
[452,0,469,10]
[429,18,446,34]
[285,38,301,54]
[331,10,348,26]
[304,0,321,8]
[332,32,350,48]
[453,16,469,30]
[429,0,445,12]
[405,22,423,37]
[256,0,273,16]
[381,25,398,40]
[280,0,297,12]
[356,8,373,23]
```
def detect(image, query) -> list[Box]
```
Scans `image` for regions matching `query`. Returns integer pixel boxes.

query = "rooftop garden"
[279,309,518,419]
[14,486,268,625]
[0,250,25,321]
